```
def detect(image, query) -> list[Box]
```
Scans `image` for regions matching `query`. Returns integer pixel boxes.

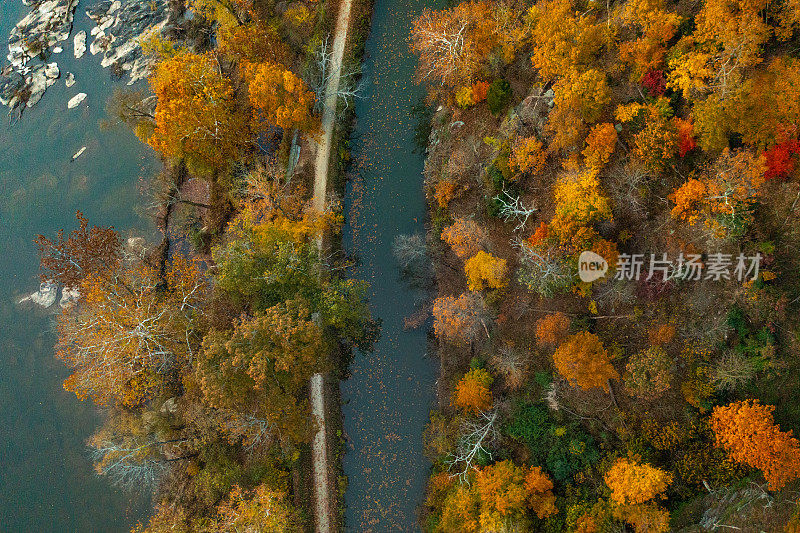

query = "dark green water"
[341,0,444,530]
[0,2,157,531]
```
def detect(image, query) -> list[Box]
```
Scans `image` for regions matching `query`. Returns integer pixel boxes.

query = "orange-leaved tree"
[454,368,494,413]
[525,466,558,519]
[441,218,487,259]
[244,61,318,133]
[604,457,673,506]
[464,251,508,291]
[535,312,571,347]
[148,51,249,170]
[583,123,617,171]
[410,1,500,87]
[711,399,800,490]
[432,292,491,345]
[510,136,547,176]
[553,331,618,391]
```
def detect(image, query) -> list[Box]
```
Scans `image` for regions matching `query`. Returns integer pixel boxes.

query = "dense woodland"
[36,0,375,530]
[410,0,800,531]
[35,0,800,530]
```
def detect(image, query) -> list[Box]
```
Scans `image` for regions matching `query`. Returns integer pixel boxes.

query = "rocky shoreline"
[0,0,173,117]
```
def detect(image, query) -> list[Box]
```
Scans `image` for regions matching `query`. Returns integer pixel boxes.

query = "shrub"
[487,79,512,114]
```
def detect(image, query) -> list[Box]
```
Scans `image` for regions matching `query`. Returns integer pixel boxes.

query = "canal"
[341,0,444,530]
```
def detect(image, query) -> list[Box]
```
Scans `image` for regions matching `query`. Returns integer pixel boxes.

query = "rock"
[3,0,78,112]
[26,64,58,108]
[44,62,59,79]
[65,72,75,87]
[7,0,79,72]
[73,30,86,59]
[87,0,172,85]
[59,286,80,308]
[72,146,86,160]
[67,92,86,109]
[25,281,58,308]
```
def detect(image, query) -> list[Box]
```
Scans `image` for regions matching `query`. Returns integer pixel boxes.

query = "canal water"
[341,0,444,530]
[0,2,156,531]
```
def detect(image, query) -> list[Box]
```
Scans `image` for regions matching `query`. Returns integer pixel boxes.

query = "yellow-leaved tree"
[552,331,618,391]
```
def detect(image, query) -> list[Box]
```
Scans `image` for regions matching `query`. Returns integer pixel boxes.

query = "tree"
[441,218,487,259]
[525,466,558,519]
[148,51,249,170]
[464,251,508,291]
[195,298,327,445]
[624,346,673,399]
[669,148,766,237]
[605,458,672,506]
[56,256,205,407]
[439,483,481,533]
[535,312,571,347]
[710,399,800,490]
[35,211,121,287]
[583,123,617,171]
[217,21,292,66]
[410,1,500,87]
[475,460,529,530]
[550,170,613,253]
[547,70,611,151]
[510,136,546,176]
[553,332,618,391]
[212,484,302,532]
[433,293,491,345]
[244,61,318,133]
[189,0,254,30]
[454,368,494,413]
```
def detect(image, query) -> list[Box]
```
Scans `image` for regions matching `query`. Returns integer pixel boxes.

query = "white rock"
[65,72,75,87]
[53,46,62,53]
[67,92,86,109]
[59,286,80,308]
[44,62,59,79]
[73,30,86,59]
[26,281,58,308]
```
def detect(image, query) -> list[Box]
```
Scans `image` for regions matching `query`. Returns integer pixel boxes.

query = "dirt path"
[312,0,353,212]
[310,1,353,532]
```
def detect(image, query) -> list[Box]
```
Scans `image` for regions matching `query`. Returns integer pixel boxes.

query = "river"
[0,2,156,531]
[341,0,444,530]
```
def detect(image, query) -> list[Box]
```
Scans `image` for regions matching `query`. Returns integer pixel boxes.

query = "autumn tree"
[509,136,546,176]
[57,256,205,407]
[464,251,508,291]
[624,346,673,399]
[604,457,672,532]
[553,331,618,391]
[148,51,250,171]
[212,484,302,532]
[525,466,558,519]
[549,170,613,253]
[195,298,326,445]
[432,292,491,345]
[711,399,800,490]
[35,211,121,287]
[669,148,766,237]
[535,312,571,347]
[454,368,494,413]
[217,21,292,66]
[441,218,487,259]
[410,1,501,87]
[583,123,617,171]
[190,0,254,30]
[548,70,612,151]
[244,61,318,133]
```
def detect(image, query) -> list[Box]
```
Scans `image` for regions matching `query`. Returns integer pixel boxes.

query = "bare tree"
[513,238,574,297]
[445,409,498,482]
[494,190,538,231]
[308,36,365,112]
[711,351,755,392]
